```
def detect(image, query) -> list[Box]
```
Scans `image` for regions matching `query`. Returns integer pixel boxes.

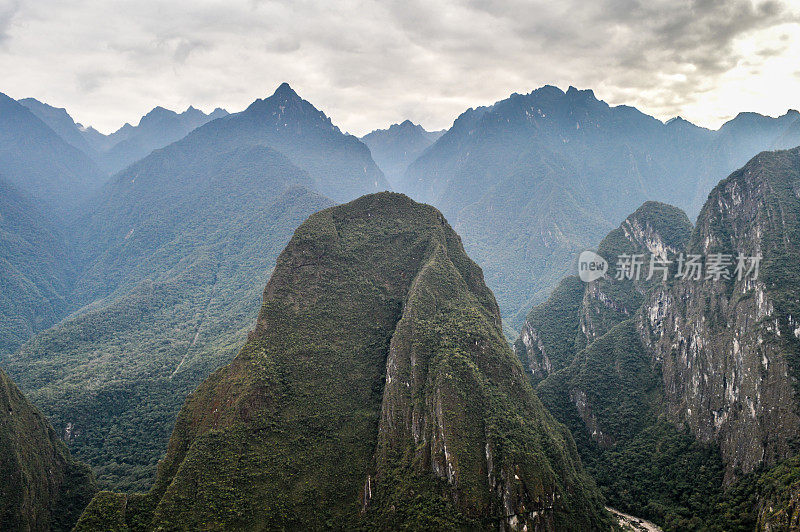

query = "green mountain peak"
[76,192,608,530]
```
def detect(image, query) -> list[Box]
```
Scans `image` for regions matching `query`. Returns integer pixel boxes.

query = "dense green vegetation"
[5,175,331,490]
[75,192,609,530]
[513,275,585,382]
[0,368,96,531]
[520,202,731,530]
[0,178,74,355]
[537,321,726,529]
[706,455,800,531]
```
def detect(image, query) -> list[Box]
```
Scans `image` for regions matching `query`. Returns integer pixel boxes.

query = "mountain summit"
[361,120,444,188]
[75,192,608,530]
[179,82,389,202]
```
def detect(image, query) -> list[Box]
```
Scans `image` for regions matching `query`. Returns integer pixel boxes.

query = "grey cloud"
[0,0,19,42]
[0,0,798,134]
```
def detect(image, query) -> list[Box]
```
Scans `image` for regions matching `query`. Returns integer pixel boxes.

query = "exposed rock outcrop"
[640,148,800,481]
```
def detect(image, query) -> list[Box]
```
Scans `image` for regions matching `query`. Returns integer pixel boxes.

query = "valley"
[2,73,800,532]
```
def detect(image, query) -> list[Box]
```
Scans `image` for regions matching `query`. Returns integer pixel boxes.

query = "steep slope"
[0,178,74,355]
[515,201,692,384]
[4,144,332,491]
[518,203,730,530]
[0,92,104,213]
[399,86,800,327]
[18,98,101,160]
[520,148,800,530]
[100,105,228,173]
[75,193,609,531]
[0,368,96,531]
[361,120,443,188]
[641,147,800,480]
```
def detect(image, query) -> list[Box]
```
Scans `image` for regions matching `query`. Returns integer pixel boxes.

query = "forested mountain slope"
[0,368,96,531]
[0,178,75,355]
[75,192,610,531]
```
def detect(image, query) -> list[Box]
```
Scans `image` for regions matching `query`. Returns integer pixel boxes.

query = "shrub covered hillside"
[75,192,610,531]
[0,368,96,531]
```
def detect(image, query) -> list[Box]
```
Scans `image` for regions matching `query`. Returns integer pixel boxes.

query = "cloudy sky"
[1,0,799,135]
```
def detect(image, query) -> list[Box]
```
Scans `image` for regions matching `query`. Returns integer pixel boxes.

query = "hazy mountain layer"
[20,97,230,175]
[99,105,229,174]
[0,93,104,214]
[398,86,800,326]
[361,120,444,188]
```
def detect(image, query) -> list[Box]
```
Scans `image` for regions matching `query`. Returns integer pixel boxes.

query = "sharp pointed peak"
[272,82,300,100]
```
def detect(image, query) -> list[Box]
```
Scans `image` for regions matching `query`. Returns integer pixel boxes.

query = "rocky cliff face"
[640,148,800,481]
[518,148,800,529]
[76,192,609,531]
[515,201,692,384]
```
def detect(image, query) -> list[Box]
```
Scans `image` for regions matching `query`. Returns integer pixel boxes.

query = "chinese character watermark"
[578,251,761,283]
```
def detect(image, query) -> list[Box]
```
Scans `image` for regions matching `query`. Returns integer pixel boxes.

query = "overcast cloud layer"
[1,0,799,135]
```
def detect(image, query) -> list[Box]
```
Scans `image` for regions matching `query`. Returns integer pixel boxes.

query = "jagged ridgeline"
[0,369,96,531]
[517,147,800,531]
[76,193,609,530]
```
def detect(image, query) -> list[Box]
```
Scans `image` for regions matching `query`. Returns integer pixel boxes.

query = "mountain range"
[0,93,104,214]
[394,86,800,328]
[20,97,229,175]
[3,80,800,530]
[360,120,444,188]
[2,83,387,490]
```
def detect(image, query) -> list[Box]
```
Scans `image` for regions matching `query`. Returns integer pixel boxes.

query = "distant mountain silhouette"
[361,120,444,188]
[99,105,229,173]
[0,93,104,214]
[189,82,390,201]
[20,97,230,175]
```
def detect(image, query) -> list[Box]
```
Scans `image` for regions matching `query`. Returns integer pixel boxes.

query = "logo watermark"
[578,251,761,283]
[578,250,608,282]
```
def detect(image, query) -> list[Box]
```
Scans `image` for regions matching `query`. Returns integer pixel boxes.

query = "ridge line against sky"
[1,0,800,136]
